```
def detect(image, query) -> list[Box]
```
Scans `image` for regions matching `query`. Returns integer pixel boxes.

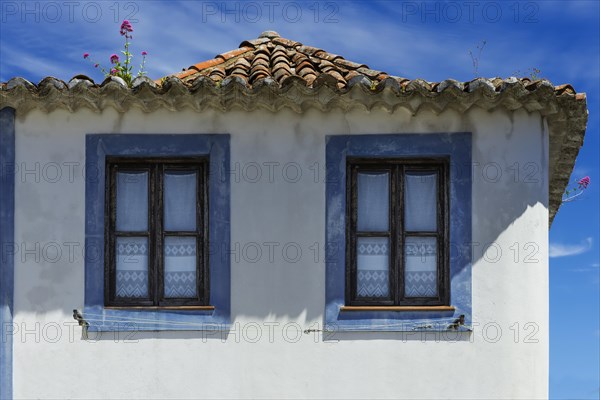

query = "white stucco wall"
[11,106,548,399]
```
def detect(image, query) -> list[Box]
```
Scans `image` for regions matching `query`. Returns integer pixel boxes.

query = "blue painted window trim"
[325,133,472,332]
[85,134,230,332]
[0,107,15,399]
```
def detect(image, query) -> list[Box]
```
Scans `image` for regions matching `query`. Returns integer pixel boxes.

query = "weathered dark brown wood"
[345,158,450,307]
[105,163,155,307]
[105,305,215,311]
[340,305,455,312]
[396,164,403,304]
[104,158,209,308]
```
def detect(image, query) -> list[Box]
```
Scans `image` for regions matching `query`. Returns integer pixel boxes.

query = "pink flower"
[110,54,119,64]
[111,68,118,75]
[578,176,590,189]
[120,20,133,36]
[141,51,147,56]
[83,53,89,59]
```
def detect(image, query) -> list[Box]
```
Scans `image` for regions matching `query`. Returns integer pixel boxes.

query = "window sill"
[82,304,228,332]
[104,305,215,311]
[340,305,455,312]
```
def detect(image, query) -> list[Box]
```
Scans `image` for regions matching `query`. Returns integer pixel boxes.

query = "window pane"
[405,171,437,232]
[164,237,197,298]
[116,237,149,298]
[357,237,389,298]
[116,171,148,231]
[405,237,437,297]
[357,172,389,232]
[164,171,197,231]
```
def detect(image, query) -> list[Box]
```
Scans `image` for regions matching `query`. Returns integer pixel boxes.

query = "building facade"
[0,32,588,399]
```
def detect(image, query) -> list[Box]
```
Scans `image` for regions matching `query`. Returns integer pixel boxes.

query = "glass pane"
[404,237,437,297]
[405,171,437,232]
[116,237,149,298]
[164,237,197,298]
[116,171,148,231]
[357,172,389,232]
[356,237,389,298]
[164,171,197,231]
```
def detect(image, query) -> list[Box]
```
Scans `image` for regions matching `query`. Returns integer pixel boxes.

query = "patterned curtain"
[405,237,437,297]
[164,171,198,298]
[356,171,390,297]
[404,172,438,297]
[164,237,197,298]
[357,237,390,297]
[115,172,149,298]
[116,237,149,298]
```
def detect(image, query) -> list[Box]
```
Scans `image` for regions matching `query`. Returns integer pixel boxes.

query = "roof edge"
[0,75,588,224]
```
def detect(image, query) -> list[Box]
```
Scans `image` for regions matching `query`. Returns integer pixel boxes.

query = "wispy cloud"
[550,237,593,258]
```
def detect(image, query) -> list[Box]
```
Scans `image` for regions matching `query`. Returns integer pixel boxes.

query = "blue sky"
[1,0,598,397]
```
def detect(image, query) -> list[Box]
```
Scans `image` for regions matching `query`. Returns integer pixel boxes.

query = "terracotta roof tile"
[555,83,575,95]
[239,37,271,47]
[315,51,343,62]
[216,46,253,61]
[272,37,301,47]
[334,59,367,70]
[167,31,402,89]
[189,58,224,73]
[297,45,323,56]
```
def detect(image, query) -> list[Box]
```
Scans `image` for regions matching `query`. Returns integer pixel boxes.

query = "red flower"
[578,176,590,189]
[120,20,133,36]
[83,53,89,59]
[110,54,119,64]
[141,51,147,56]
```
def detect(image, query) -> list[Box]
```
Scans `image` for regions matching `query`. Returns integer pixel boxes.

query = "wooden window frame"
[104,157,209,308]
[345,158,450,307]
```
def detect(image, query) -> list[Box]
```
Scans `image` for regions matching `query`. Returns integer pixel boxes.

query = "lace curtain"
[405,172,438,297]
[355,170,438,298]
[115,171,198,298]
[356,172,390,297]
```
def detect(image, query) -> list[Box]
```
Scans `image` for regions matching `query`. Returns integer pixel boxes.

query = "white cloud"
[549,237,593,258]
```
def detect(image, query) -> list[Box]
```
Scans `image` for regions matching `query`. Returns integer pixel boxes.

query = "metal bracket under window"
[72,309,89,339]
[447,314,465,330]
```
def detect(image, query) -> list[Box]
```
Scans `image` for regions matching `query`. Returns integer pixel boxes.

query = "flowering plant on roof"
[83,20,148,87]
[563,176,591,202]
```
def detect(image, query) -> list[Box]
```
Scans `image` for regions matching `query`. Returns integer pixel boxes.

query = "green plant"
[83,20,148,87]
[528,67,541,80]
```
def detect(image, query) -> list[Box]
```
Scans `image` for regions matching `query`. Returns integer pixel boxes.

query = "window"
[325,134,472,332]
[346,159,449,306]
[105,158,208,307]
[85,134,230,332]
